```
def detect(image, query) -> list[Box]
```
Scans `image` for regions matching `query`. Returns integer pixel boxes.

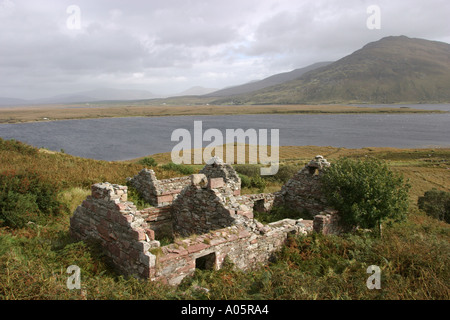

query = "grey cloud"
[0,0,449,99]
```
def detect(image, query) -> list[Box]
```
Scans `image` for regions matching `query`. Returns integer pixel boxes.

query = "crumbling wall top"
[199,157,241,191]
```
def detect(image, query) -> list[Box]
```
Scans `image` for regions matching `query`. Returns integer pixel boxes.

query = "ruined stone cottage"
[69,155,340,285]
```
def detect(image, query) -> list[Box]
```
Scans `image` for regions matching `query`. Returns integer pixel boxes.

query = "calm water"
[0,104,449,161]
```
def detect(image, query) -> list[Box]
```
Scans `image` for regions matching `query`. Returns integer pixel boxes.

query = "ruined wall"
[171,174,250,237]
[127,169,191,207]
[139,206,173,239]
[69,182,313,285]
[69,156,343,285]
[69,183,159,278]
[313,209,348,235]
[154,218,312,285]
[274,155,331,217]
[239,193,276,213]
[199,157,241,196]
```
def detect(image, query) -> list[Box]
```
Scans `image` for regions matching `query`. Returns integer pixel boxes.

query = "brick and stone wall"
[69,181,313,285]
[313,209,349,235]
[274,155,332,217]
[171,174,252,237]
[69,183,160,279]
[199,157,241,196]
[127,169,191,207]
[69,156,344,285]
[138,206,173,239]
[239,193,276,213]
[153,218,312,285]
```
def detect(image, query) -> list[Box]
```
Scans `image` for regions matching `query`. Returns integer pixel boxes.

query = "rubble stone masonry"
[274,155,332,216]
[69,156,342,285]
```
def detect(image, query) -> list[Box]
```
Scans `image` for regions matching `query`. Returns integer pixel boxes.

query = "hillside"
[205,61,333,97]
[212,36,450,105]
[0,97,29,107]
[173,86,219,96]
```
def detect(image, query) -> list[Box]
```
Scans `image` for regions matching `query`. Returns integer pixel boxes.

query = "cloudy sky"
[1,0,449,99]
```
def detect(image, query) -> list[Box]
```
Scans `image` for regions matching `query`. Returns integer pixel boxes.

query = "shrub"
[251,176,267,193]
[238,174,252,189]
[138,157,157,167]
[125,182,153,210]
[272,165,300,183]
[161,162,195,175]
[418,189,450,223]
[238,174,266,192]
[0,170,66,228]
[234,164,260,178]
[320,158,410,231]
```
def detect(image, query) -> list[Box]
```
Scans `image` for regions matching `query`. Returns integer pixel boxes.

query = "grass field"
[0,138,449,300]
[0,103,446,124]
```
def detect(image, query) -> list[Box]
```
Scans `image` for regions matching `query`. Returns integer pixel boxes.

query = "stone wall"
[153,218,312,285]
[239,193,276,213]
[313,209,348,235]
[274,155,331,217]
[69,155,344,285]
[127,169,191,207]
[69,183,159,279]
[138,206,173,239]
[69,181,313,285]
[199,157,241,196]
[171,174,251,237]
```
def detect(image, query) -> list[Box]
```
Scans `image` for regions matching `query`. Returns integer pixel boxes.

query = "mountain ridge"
[205,61,333,97]
[2,36,449,107]
[211,36,450,105]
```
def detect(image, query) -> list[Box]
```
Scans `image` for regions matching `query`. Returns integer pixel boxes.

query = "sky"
[1,0,449,99]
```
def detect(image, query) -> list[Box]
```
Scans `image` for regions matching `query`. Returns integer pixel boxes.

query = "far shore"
[0,103,448,124]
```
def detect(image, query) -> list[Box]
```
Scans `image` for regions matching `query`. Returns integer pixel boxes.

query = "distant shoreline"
[0,104,447,124]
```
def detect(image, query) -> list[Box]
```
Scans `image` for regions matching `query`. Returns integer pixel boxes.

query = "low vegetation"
[418,189,450,223]
[137,157,158,167]
[320,158,410,232]
[0,138,449,299]
[0,103,446,124]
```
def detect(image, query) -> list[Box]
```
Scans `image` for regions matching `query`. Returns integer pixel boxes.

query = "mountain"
[206,61,333,97]
[0,97,29,107]
[33,88,156,104]
[212,36,450,104]
[174,86,219,96]
[0,88,157,106]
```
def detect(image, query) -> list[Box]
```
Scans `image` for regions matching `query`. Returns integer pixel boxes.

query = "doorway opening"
[195,252,216,270]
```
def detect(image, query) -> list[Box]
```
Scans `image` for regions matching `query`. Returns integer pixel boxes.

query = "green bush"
[234,164,260,178]
[0,138,38,156]
[138,157,158,167]
[251,176,267,193]
[418,189,450,223]
[125,182,153,210]
[238,173,266,192]
[161,162,195,175]
[320,158,410,231]
[238,174,252,189]
[272,165,300,183]
[0,170,66,228]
